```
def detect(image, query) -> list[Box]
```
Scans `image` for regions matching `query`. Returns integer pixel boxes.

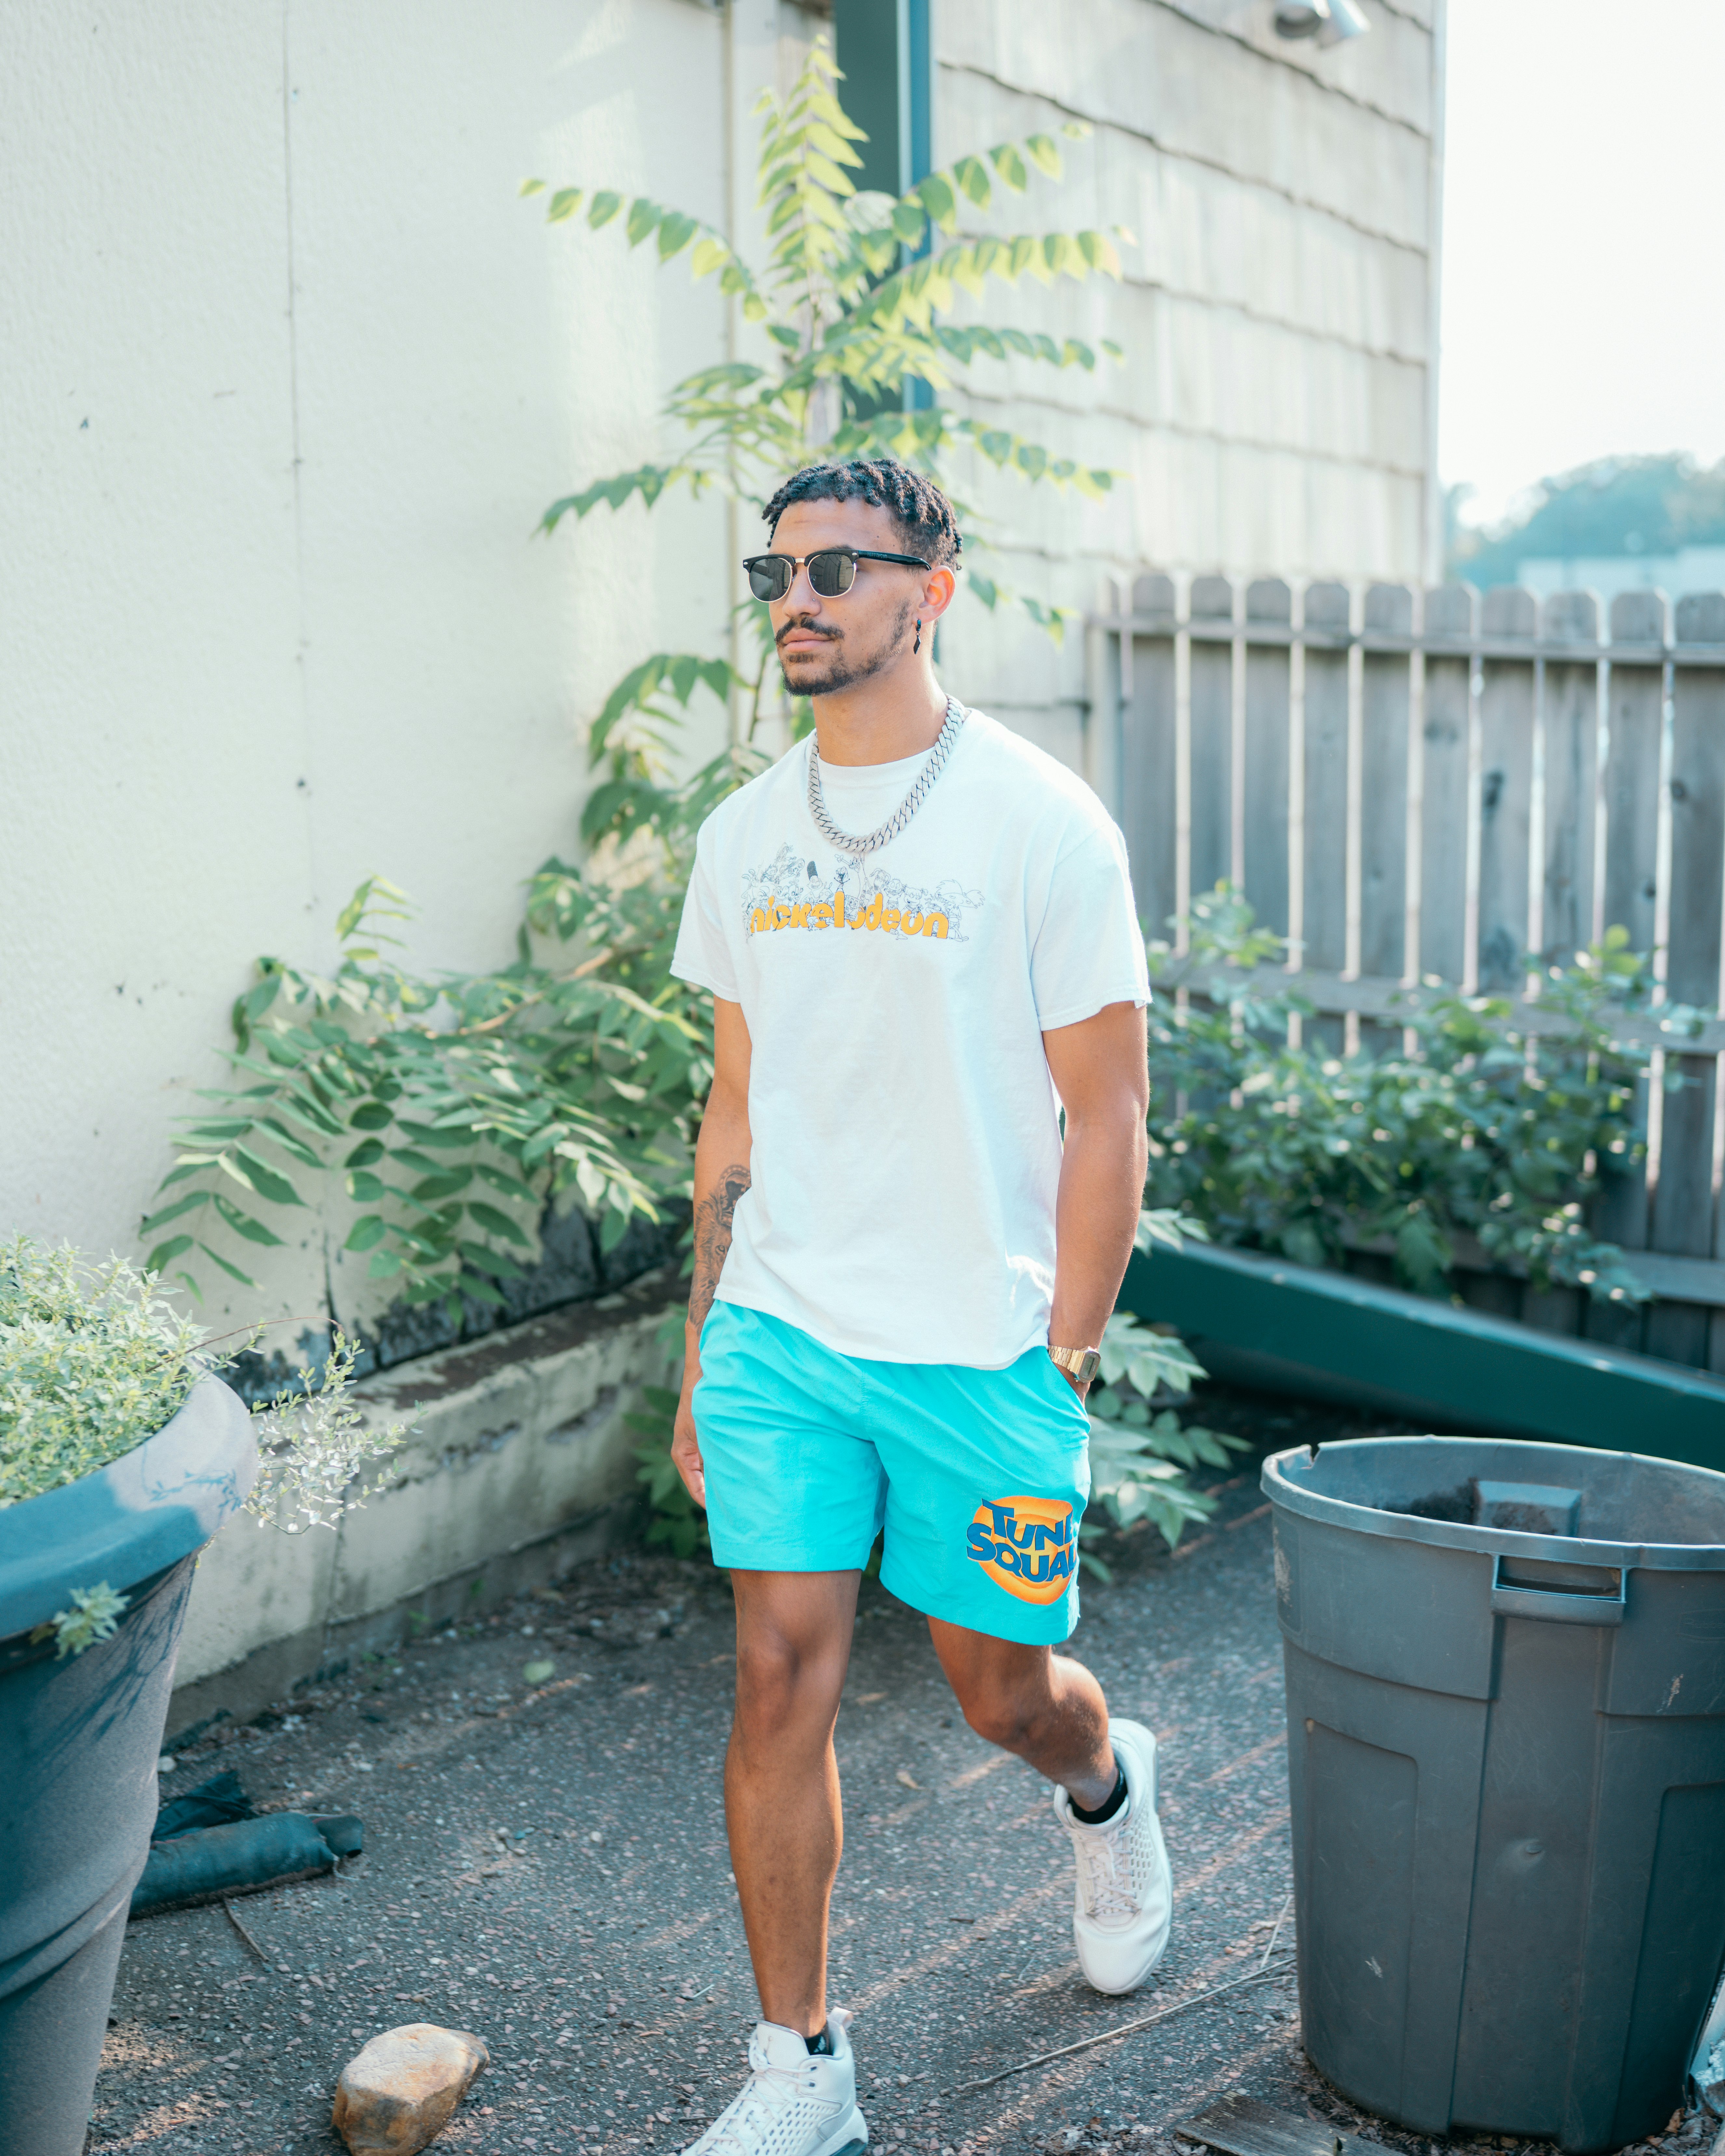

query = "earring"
[914,619,922,654]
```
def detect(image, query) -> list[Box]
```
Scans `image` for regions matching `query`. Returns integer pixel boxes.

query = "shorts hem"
[877,1563,1078,1647]
[707,1541,879,1576]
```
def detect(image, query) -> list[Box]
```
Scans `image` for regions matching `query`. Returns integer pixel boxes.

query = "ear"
[918,565,958,624]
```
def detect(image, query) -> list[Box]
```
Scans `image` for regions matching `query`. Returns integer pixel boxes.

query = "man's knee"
[733,1628,845,1745]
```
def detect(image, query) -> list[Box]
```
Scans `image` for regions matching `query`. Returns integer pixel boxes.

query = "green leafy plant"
[2,1238,202,1506]
[1144,888,1668,1303]
[2,1239,408,1650]
[526,34,1133,862]
[1080,1301,1248,1574]
[143,872,715,1321]
[524,38,1129,672]
[627,1385,710,1561]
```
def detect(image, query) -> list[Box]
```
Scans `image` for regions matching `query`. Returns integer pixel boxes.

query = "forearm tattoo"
[689,1163,751,1331]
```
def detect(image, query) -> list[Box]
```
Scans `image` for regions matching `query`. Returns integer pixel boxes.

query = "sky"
[1438,0,1725,531]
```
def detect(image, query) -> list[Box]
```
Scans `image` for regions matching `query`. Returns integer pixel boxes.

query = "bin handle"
[1490,1555,1625,1627]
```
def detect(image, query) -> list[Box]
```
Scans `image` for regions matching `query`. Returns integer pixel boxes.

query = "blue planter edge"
[0,1375,259,1642]
[1120,1239,1725,1474]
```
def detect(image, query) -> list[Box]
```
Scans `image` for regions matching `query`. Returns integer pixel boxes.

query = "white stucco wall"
[1,0,809,1329]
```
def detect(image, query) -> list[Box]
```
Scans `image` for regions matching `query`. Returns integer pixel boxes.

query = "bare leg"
[726,1570,861,2037]
[926,1618,1117,1808]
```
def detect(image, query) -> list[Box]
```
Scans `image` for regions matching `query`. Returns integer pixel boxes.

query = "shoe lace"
[1074,1809,1139,1922]
[698,2055,805,2156]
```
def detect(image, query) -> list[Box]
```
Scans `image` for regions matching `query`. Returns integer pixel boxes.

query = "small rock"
[332,2024,488,2155]
[523,1659,555,1685]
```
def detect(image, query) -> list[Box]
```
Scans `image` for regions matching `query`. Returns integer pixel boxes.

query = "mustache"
[776,619,842,647]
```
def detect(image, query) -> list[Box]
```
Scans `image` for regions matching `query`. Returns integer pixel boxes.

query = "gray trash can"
[1263,1437,1725,2154]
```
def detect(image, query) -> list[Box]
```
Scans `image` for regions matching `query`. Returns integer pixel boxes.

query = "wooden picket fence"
[1086,574,1725,1374]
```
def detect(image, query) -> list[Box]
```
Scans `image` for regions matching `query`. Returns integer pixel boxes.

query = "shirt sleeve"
[670,823,742,1002]
[1029,821,1151,1031]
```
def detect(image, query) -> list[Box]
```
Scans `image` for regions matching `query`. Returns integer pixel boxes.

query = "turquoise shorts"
[692,1300,1092,1645]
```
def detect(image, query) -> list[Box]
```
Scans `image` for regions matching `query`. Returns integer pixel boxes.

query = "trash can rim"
[1261,1435,1725,1571]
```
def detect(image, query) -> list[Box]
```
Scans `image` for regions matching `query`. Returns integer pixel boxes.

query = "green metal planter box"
[1119,1239,1725,1474]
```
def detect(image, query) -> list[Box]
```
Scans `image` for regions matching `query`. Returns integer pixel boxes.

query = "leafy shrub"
[1080,1261,1250,1569]
[1,1238,202,1506]
[2,1238,406,1640]
[1144,888,1670,1302]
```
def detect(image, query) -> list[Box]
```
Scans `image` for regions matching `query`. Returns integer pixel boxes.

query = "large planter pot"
[1120,1240,1725,1473]
[0,1376,255,2156]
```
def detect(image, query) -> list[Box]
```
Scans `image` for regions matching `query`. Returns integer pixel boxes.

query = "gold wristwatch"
[1048,1344,1102,1384]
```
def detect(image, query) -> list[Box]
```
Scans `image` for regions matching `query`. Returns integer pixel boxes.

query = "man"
[669,457,1165,2156]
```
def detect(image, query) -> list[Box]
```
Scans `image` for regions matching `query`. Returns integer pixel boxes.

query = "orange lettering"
[922,912,949,938]
[789,903,809,929]
[902,911,923,934]
[751,908,769,934]
[884,907,902,932]
[813,902,833,926]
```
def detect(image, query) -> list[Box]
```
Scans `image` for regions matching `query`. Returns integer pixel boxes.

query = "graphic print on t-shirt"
[741,842,983,943]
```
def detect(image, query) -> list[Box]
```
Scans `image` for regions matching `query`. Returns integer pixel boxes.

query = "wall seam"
[948,390,1432,480]
[1142,0,1434,139]
[959,273,1433,368]
[939,61,1433,258]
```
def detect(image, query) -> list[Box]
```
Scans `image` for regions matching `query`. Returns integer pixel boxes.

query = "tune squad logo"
[966,1497,1077,1604]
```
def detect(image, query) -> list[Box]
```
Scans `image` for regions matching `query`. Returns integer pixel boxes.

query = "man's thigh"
[923,1615,1053,1719]
[695,1304,886,1572]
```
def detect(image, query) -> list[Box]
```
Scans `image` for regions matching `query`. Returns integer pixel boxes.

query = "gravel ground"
[91,1387,1718,2156]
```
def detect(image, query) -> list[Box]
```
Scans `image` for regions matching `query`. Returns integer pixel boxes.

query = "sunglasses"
[743,548,930,602]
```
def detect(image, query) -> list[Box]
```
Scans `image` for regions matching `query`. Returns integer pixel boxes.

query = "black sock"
[805,2024,835,2056]
[1069,1761,1128,1826]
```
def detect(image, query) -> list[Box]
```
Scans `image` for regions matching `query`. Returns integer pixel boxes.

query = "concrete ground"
[91,1387,1716,2156]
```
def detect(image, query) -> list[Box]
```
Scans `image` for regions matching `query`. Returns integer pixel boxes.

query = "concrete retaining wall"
[165,1271,680,1745]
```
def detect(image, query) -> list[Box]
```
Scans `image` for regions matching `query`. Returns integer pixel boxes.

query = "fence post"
[1588,590,1668,1326]
[1361,582,1415,980]
[1244,579,1293,938]
[1302,581,1352,1051]
[1188,575,1235,902]
[1123,573,1178,945]
[1539,589,1602,965]
[1476,586,1537,991]
[1649,593,1725,1367]
[1420,584,1477,987]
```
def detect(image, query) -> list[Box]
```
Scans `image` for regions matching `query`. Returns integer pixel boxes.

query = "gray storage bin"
[1263,1437,1725,2153]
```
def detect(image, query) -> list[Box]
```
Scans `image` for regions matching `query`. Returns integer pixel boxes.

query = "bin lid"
[1263,1435,1725,1570]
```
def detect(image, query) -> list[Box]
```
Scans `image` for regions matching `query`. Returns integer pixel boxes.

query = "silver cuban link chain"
[806,695,965,858]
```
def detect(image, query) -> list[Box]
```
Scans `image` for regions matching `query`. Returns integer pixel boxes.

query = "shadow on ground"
[91,1386,1712,2156]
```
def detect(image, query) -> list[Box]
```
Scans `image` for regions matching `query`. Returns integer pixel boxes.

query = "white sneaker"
[683,2008,867,2156]
[1053,1718,1173,1995]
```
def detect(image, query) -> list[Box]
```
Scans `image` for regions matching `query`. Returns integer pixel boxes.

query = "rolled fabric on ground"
[129,1813,339,1916]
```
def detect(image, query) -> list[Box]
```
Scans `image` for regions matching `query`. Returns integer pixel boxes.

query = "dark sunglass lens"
[808,552,856,598]
[747,558,790,601]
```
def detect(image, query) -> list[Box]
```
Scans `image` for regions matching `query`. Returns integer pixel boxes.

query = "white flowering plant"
[1,1237,409,1652]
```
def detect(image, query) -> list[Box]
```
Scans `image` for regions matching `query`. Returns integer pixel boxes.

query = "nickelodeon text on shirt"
[749,888,949,938]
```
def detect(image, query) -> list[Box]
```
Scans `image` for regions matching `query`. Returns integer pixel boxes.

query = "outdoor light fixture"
[1273,0,1371,44]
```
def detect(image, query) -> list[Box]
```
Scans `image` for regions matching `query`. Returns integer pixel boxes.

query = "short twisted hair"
[763,457,961,569]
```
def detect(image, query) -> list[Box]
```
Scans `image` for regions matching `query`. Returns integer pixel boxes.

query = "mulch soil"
[91,1385,1716,2156]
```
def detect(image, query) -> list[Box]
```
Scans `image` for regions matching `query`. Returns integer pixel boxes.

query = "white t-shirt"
[670,707,1150,1368]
